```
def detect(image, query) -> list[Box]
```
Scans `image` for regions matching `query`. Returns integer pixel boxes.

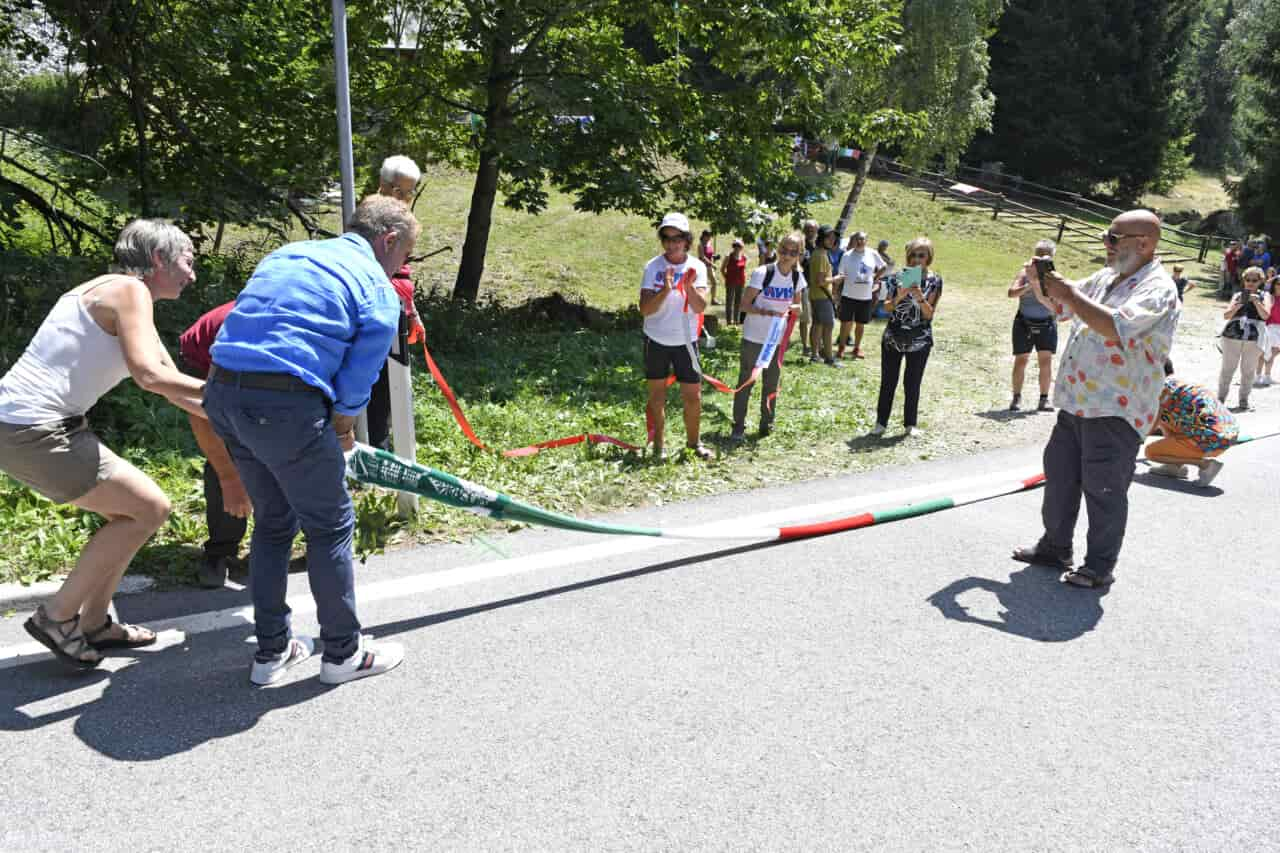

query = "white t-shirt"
[838,248,886,300]
[742,264,807,344]
[640,254,708,346]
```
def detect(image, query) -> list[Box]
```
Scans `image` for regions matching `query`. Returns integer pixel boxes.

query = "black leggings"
[876,339,932,427]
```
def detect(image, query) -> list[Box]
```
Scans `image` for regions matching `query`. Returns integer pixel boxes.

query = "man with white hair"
[367,155,426,450]
[1013,210,1180,589]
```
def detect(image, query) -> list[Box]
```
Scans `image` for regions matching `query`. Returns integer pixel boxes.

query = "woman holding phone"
[871,237,943,437]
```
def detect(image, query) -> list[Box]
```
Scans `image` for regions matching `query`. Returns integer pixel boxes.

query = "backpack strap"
[762,263,775,290]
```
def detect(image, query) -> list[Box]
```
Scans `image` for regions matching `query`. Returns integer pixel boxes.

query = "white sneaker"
[1148,462,1189,479]
[905,426,925,438]
[1196,459,1225,487]
[869,423,887,436]
[319,634,404,685]
[250,636,315,686]
[1255,376,1271,387]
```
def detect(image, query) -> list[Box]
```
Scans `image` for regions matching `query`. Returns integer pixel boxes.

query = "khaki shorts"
[0,416,121,503]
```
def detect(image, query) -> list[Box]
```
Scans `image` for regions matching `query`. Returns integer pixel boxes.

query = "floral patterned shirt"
[1053,259,1180,436]
[1158,378,1238,452]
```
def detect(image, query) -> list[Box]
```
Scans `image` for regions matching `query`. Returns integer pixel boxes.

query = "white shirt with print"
[640,254,708,346]
[838,248,886,300]
[742,264,807,344]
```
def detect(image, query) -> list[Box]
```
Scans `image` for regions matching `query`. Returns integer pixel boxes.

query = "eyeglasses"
[659,232,686,243]
[1100,230,1142,247]
[777,247,801,257]
[908,252,929,261]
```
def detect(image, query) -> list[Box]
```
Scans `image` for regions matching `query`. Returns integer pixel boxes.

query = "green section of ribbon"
[348,445,663,538]
[872,497,954,524]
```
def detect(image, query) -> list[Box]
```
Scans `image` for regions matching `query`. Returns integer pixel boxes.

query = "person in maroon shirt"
[1224,240,1240,295]
[179,301,250,588]
[368,155,426,450]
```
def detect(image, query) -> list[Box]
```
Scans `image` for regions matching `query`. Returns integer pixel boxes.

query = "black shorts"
[838,296,873,324]
[643,336,701,384]
[1012,313,1058,355]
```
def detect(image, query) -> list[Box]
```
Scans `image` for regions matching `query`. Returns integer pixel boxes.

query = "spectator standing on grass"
[720,239,748,325]
[0,220,206,670]
[807,226,839,366]
[367,155,427,451]
[1171,264,1193,301]
[1012,210,1179,590]
[799,220,818,357]
[699,230,720,306]
[639,212,712,460]
[1224,240,1241,294]
[873,238,895,319]
[1146,360,1238,488]
[870,237,942,437]
[179,301,250,589]
[205,195,416,686]
[731,231,806,441]
[1007,239,1060,412]
[1218,266,1271,409]
[834,231,886,360]
[1251,240,1271,273]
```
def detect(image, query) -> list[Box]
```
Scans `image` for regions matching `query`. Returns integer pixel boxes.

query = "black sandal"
[1011,545,1073,573]
[83,614,158,650]
[23,605,103,670]
[1060,569,1115,589]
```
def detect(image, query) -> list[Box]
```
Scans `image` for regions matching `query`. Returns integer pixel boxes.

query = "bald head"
[1107,209,1160,272]
[1112,209,1160,239]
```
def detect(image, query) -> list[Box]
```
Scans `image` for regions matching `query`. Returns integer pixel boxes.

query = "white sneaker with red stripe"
[250,636,315,686]
[319,634,404,685]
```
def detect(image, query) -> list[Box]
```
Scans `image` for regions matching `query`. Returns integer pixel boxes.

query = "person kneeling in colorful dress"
[1145,360,1238,488]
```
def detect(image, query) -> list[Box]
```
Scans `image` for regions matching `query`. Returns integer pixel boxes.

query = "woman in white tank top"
[0,220,207,669]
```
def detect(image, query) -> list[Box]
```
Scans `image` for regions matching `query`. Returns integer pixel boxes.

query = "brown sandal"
[1060,569,1115,589]
[23,605,103,670]
[83,615,157,650]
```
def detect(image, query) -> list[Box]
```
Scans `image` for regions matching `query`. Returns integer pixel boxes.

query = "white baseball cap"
[658,212,692,239]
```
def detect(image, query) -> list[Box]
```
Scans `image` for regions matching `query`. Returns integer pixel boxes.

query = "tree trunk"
[453,42,514,303]
[453,147,501,303]
[126,50,152,216]
[835,142,879,237]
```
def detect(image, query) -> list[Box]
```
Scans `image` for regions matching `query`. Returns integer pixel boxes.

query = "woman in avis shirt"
[730,231,806,441]
[639,212,712,460]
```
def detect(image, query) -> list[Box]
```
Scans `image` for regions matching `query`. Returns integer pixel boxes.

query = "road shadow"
[973,408,1042,423]
[926,565,1108,642]
[0,626,330,762]
[1132,469,1224,497]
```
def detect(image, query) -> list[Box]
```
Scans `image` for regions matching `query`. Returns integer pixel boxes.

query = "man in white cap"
[639,212,712,460]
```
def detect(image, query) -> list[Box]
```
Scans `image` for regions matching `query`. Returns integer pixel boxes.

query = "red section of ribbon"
[777,511,877,541]
[420,340,645,457]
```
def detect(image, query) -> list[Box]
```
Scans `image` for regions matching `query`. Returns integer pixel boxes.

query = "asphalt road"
[2,416,1278,851]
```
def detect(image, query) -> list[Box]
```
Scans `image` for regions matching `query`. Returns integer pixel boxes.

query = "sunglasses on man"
[1100,230,1142,247]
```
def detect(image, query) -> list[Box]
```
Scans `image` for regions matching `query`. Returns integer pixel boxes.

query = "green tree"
[1184,0,1238,172]
[1226,0,1280,234]
[970,0,1196,203]
[832,0,1004,234]
[380,0,903,302]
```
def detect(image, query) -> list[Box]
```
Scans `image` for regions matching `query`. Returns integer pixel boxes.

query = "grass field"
[0,167,1232,587]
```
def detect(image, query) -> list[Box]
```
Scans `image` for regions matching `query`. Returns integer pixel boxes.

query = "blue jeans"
[204,380,360,663]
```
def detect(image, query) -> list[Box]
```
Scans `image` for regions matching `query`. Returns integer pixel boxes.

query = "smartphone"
[1033,257,1055,285]
[899,266,923,289]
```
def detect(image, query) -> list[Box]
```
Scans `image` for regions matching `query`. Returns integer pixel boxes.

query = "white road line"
[1,463,1041,671]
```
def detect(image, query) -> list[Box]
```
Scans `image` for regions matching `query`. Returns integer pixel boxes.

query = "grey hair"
[802,219,818,231]
[850,230,868,243]
[111,219,194,278]
[347,194,421,246]
[380,155,421,186]
[1034,239,1056,257]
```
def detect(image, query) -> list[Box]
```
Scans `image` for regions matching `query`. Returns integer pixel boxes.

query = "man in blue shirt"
[204,195,418,686]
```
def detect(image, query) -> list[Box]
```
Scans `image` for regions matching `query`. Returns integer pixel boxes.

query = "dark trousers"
[204,381,360,663]
[367,360,392,450]
[202,460,247,559]
[876,339,931,427]
[732,339,783,430]
[725,285,744,324]
[1036,411,1141,576]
